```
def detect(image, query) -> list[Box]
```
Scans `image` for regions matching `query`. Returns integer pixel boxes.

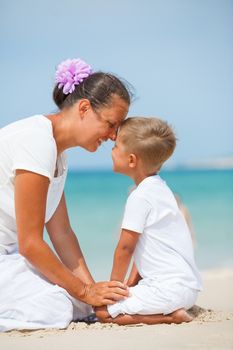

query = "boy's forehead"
[114,137,119,146]
[115,133,122,143]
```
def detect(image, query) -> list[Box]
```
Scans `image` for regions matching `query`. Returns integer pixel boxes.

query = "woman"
[0,58,130,331]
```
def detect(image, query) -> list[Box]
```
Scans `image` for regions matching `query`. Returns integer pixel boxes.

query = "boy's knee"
[95,306,112,323]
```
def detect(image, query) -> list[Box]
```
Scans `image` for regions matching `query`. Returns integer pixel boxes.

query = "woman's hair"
[53,72,132,110]
[119,117,177,173]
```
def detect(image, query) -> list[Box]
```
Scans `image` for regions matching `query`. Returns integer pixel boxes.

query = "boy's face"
[111,136,130,175]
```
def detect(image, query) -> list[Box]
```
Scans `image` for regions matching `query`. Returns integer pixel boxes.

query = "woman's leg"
[0,253,90,331]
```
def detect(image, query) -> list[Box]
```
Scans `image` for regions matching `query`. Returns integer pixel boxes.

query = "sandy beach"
[1,268,233,350]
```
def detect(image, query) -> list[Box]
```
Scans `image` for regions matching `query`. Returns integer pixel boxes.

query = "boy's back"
[122,175,202,291]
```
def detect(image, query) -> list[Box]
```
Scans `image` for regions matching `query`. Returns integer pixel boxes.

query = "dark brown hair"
[53,72,131,111]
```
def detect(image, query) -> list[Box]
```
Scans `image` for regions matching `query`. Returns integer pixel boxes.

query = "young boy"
[95,117,202,325]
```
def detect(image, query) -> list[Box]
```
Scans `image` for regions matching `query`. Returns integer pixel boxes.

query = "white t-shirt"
[0,115,67,251]
[122,175,203,291]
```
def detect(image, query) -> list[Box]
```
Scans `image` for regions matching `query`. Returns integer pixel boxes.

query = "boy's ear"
[129,153,137,168]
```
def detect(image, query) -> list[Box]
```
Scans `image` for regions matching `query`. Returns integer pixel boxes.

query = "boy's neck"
[131,170,157,186]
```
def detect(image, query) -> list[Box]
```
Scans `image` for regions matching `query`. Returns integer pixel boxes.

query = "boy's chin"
[112,165,120,173]
[112,166,126,176]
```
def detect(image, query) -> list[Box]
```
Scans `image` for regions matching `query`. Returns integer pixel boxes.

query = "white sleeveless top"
[0,115,67,253]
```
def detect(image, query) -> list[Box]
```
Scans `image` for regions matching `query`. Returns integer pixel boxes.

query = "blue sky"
[1,0,233,169]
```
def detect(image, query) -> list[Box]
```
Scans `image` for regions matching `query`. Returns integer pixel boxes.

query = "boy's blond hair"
[119,117,176,173]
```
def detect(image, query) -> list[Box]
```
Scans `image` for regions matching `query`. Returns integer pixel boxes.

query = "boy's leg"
[95,306,192,325]
[95,280,197,325]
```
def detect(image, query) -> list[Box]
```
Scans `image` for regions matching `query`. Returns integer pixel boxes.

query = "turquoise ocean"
[46,169,233,280]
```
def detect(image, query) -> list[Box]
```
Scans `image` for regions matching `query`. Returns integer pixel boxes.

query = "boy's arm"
[127,262,142,287]
[111,229,139,282]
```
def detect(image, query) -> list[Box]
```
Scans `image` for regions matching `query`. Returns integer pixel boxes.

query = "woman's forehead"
[102,98,128,119]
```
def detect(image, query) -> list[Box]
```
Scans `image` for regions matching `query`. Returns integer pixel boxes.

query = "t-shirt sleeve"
[121,192,152,234]
[12,128,57,181]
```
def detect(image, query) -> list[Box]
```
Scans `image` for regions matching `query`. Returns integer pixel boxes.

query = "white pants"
[0,252,92,332]
[108,278,198,318]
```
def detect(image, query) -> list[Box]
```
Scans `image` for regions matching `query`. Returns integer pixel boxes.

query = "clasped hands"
[82,281,129,306]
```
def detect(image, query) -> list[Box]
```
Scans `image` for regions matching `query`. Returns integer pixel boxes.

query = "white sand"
[1,268,233,350]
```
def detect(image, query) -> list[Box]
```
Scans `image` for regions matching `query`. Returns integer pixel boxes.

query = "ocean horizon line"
[68,156,233,173]
[68,166,233,174]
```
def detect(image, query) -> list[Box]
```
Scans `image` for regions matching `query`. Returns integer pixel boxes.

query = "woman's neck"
[46,112,80,154]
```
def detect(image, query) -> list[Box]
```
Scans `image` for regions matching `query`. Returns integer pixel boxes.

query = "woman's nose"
[109,128,118,141]
[110,133,116,141]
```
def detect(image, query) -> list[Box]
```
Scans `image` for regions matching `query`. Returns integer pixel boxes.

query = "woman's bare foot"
[171,308,193,324]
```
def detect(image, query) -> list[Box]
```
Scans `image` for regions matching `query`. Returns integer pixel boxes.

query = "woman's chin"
[83,143,99,152]
[91,140,102,152]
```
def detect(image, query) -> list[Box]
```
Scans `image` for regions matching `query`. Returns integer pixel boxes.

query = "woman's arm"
[46,192,94,284]
[111,229,139,282]
[15,170,128,305]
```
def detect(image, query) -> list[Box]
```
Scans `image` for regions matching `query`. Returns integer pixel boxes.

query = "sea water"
[46,169,233,280]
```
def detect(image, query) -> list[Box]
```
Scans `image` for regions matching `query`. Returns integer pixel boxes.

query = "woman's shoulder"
[9,116,57,181]
[1,115,52,136]
[1,115,55,149]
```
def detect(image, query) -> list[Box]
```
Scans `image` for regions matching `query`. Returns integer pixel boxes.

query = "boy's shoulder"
[132,175,175,206]
[136,175,166,194]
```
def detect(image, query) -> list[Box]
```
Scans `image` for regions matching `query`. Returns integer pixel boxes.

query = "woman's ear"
[129,153,137,168]
[78,99,91,119]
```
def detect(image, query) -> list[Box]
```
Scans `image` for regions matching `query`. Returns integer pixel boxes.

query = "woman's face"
[81,96,129,152]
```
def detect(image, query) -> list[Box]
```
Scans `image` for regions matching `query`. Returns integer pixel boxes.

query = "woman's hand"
[82,281,129,306]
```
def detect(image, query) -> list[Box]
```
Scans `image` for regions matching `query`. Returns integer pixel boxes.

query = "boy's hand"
[126,262,142,287]
[81,281,129,306]
[123,278,136,287]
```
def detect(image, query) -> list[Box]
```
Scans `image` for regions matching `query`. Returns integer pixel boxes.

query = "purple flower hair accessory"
[55,58,93,94]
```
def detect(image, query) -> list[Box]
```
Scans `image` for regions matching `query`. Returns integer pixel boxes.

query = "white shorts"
[108,278,198,318]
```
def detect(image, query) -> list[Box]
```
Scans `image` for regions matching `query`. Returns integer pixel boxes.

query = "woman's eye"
[108,121,115,128]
